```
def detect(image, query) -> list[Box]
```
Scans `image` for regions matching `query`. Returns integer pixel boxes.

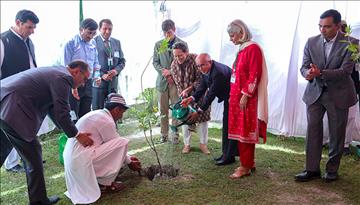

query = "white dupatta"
[239,41,269,124]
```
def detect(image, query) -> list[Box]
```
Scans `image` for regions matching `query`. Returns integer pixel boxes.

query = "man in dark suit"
[93,19,126,109]
[0,9,39,173]
[295,9,358,183]
[0,60,94,205]
[0,9,38,79]
[181,53,239,165]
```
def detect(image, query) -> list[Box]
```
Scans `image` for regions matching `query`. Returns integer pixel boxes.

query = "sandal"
[99,181,126,193]
[234,165,256,172]
[230,166,251,179]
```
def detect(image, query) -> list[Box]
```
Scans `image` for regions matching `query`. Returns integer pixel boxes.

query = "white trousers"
[3,117,51,169]
[64,137,129,204]
[182,122,208,145]
[4,148,20,169]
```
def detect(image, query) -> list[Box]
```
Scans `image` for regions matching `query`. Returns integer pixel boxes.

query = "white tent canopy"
[1,1,359,139]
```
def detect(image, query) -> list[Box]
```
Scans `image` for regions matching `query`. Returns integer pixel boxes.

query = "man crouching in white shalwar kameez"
[63,94,141,204]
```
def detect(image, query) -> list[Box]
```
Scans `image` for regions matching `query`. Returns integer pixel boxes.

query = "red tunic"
[228,44,267,144]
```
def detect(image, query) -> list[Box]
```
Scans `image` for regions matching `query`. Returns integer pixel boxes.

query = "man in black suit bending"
[181,53,239,165]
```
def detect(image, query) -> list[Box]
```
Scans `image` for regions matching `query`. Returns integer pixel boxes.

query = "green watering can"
[170,98,197,132]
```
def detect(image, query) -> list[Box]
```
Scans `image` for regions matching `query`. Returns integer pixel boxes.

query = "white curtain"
[1,1,359,138]
[164,1,360,139]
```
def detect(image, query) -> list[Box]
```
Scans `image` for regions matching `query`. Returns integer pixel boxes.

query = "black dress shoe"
[323,172,338,183]
[30,196,60,205]
[215,157,235,166]
[6,164,25,173]
[48,195,60,205]
[213,155,223,161]
[294,170,321,182]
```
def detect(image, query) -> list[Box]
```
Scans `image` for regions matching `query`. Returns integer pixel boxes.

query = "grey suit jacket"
[0,66,78,142]
[153,36,187,92]
[300,32,358,109]
[94,35,125,92]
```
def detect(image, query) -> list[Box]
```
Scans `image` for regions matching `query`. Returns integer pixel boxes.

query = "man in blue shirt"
[63,18,101,121]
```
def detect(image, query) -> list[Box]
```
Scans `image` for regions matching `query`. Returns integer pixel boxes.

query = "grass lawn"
[1,127,359,205]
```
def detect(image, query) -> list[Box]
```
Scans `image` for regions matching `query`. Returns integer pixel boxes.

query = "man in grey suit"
[93,19,126,110]
[0,60,94,205]
[295,9,358,183]
[153,19,187,143]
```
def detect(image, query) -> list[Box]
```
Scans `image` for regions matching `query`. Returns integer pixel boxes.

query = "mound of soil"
[142,164,179,181]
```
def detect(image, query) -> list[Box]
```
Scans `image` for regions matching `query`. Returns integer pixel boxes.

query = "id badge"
[107,58,113,67]
[230,73,236,83]
[114,51,120,58]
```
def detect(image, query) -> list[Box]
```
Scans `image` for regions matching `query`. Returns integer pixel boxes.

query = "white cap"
[107,93,129,109]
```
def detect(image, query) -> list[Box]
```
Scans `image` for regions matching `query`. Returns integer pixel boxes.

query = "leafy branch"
[342,25,360,63]
[129,88,162,174]
[128,37,170,176]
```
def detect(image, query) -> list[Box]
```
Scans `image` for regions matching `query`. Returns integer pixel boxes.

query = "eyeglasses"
[196,64,206,68]
[196,61,210,68]
[85,30,97,36]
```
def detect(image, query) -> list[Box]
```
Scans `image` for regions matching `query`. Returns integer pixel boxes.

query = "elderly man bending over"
[63,93,141,204]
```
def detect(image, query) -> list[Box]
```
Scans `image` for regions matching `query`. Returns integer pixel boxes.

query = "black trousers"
[92,84,116,110]
[70,79,93,120]
[1,120,51,204]
[222,99,239,158]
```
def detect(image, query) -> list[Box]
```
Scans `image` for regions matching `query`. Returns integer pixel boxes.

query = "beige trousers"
[158,84,179,137]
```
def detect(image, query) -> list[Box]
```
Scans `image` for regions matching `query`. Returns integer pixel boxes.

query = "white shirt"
[323,32,338,61]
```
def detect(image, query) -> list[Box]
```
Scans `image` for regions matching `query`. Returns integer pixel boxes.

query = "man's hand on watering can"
[188,112,199,123]
[181,97,193,107]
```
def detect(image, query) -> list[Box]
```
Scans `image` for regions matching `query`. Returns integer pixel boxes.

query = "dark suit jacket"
[351,66,360,94]
[300,32,358,109]
[0,66,78,142]
[192,60,231,111]
[0,29,37,79]
[94,35,125,92]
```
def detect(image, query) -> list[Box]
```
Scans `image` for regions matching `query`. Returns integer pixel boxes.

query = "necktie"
[104,40,111,57]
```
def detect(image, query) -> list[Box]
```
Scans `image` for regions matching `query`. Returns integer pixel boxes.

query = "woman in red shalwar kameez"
[226,19,269,179]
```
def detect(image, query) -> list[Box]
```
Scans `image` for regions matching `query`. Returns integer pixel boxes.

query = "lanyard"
[232,50,241,73]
